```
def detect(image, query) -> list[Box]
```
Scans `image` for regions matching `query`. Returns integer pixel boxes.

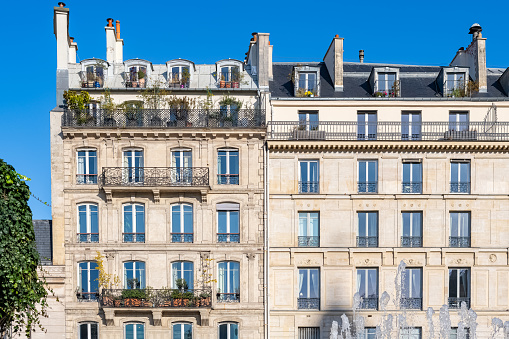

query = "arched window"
[124,59,152,89]
[171,261,194,290]
[77,149,97,184]
[124,261,146,289]
[217,261,240,302]
[125,323,144,339]
[217,203,239,243]
[218,322,238,339]
[166,59,195,88]
[123,203,145,243]
[78,322,98,339]
[78,262,99,301]
[217,149,239,185]
[171,203,193,243]
[173,322,192,339]
[77,203,98,243]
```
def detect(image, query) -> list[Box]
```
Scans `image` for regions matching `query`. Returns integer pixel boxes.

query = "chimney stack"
[54,2,70,105]
[255,33,271,88]
[115,20,123,63]
[105,18,116,63]
[323,35,344,92]
[69,36,77,64]
[359,50,364,63]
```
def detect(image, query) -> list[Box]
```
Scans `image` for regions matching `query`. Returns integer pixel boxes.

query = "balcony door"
[123,150,144,184]
[401,112,421,140]
[449,112,469,132]
[357,112,377,140]
[299,160,319,193]
[172,149,192,185]
[357,268,378,309]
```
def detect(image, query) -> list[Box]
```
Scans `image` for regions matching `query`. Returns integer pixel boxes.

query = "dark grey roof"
[33,220,52,265]
[270,62,508,99]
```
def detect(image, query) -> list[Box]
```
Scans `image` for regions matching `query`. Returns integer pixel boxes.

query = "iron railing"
[402,182,422,194]
[448,297,470,309]
[123,233,145,243]
[400,297,422,310]
[357,236,378,247]
[101,288,212,308]
[401,236,422,247]
[77,291,99,301]
[171,233,194,243]
[76,174,98,185]
[101,167,209,187]
[217,174,239,185]
[77,233,99,243]
[299,181,319,194]
[217,233,240,243]
[62,108,265,129]
[217,292,240,302]
[298,298,320,310]
[358,182,378,193]
[298,236,320,247]
[267,121,509,141]
[450,182,470,193]
[360,297,378,310]
[449,236,470,248]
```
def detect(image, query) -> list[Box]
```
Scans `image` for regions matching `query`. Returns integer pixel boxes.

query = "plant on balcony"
[94,251,121,306]
[121,288,147,307]
[138,69,146,88]
[295,88,314,98]
[139,81,168,109]
[181,68,190,88]
[219,74,226,88]
[374,90,388,97]
[63,90,93,125]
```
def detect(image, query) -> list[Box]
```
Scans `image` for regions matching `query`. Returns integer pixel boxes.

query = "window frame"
[399,327,422,339]
[298,160,319,194]
[218,322,239,339]
[124,322,145,339]
[401,111,422,140]
[401,211,423,247]
[172,322,193,339]
[77,203,99,243]
[449,211,471,247]
[171,203,194,243]
[171,261,194,290]
[293,66,321,97]
[77,149,97,184]
[401,268,422,306]
[78,322,99,339]
[448,267,470,308]
[217,148,239,185]
[122,203,145,243]
[216,204,240,243]
[356,268,378,309]
[449,111,470,132]
[298,212,319,247]
[357,111,378,141]
[78,261,99,300]
[217,261,240,302]
[402,160,422,194]
[123,261,146,289]
[357,212,378,247]
[357,159,378,193]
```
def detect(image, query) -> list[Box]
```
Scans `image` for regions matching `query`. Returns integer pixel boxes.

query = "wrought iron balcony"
[171,233,194,243]
[217,233,240,243]
[358,182,378,193]
[448,297,470,309]
[101,288,212,308]
[101,167,209,187]
[299,181,319,194]
[123,233,145,243]
[357,236,378,247]
[400,297,422,310]
[62,108,266,129]
[449,236,470,248]
[76,174,98,185]
[77,233,99,243]
[401,236,422,247]
[297,298,320,310]
[402,182,422,194]
[450,182,470,193]
[77,291,99,301]
[298,236,320,247]
[217,174,239,185]
[360,297,378,310]
[217,292,240,302]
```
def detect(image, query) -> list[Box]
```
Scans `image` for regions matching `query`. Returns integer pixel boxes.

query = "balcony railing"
[217,233,240,243]
[101,288,212,308]
[360,297,378,310]
[448,297,470,309]
[77,291,99,301]
[357,236,378,247]
[77,233,99,243]
[400,297,422,310]
[297,298,320,310]
[449,236,470,248]
[299,181,319,194]
[217,174,239,185]
[298,236,320,247]
[101,167,209,187]
[450,182,470,193]
[171,233,194,243]
[267,121,509,141]
[62,108,265,129]
[123,233,145,243]
[358,182,378,193]
[401,236,422,248]
[217,292,240,302]
[76,174,98,185]
[402,182,422,194]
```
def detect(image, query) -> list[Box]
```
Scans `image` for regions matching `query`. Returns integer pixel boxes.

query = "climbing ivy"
[0,159,50,336]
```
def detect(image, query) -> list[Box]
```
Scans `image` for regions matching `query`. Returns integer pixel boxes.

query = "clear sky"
[0,0,507,219]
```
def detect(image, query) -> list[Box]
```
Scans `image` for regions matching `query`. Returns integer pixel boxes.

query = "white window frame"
[401,268,422,298]
[171,148,192,168]
[357,160,378,192]
[124,323,145,339]
[77,149,97,184]
[356,268,378,298]
[298,268,320,299]
[122,203,145,241]
[78,261,98,296]
[171,203,193,235]
[450,160,470,193]
[402,212,422,238]
[77,203,98,242]
[450,212,470,238]
[78,322,98,339]
[217,148,239,185]
[299,160,319,183]
[172,322,193,339]
[171,261,194,289]
[218,261,240,294]
[376,72,397,93]
[357,212,378,237]
[294,66,321,96]
[298,212,319,237]
[218,322,239,339]
[123,261,146,289]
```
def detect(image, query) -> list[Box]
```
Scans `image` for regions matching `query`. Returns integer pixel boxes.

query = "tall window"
[357,212,378,247]
[125,323,144,339]
[173,323,192,339]
[358,160,378,193]
[83,65,104,88]
[299,160,319,194]
[298,72,317,93]
[79,322,98,339]
[449,112,469,131]
[77,150,97,184]
[172,149,193,185]
[78,262,99,301]
[127,66,147,88]
[361,328,376,339]
[123,204,145,243]
[218,322,238,339]
[376,72,397,97]
[78,204,98,243]
[402,212,422,247]
[400,328,422,339]
[450,161,470,193]
[298,327,320,339]
[217,203,240,243]
[402,161,422,194]
[450,212,470,247]
[401,268,422,310]
[298,111,319,131]
[123,150,144,184]
[357,268,378,309]
[218,261,240,302]
[448,268,470,309]
[298,212,319,247]
[170,66,190,88]
[124,261,146,289]
[218,149,239,185]
[298,268,320,310]
[357,112,377,140]
[171,203,193,243]
[171,261,194,290]
[445,73,466,96]
[401,112,421,140]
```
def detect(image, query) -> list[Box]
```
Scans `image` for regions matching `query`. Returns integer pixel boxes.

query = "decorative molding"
[104,189,112,203]
[152,189,160,204]
[489,254,497,263]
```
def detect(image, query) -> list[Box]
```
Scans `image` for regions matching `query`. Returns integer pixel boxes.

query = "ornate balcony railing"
[123,233,145,243]
[449,236,470,248]
[101,167,209,187]
[267,121,509,141]
[358,182,378,193]
[76,174,98,185]
[217,233,240,243]
[217,174,239,185]
[402,182,422,194]
[297,298,320,310]
[360,297,378,310]
[298,236,320,247]
[77,291,99,301]
[401,236,422,247]
[299,181,319,194]
[216,293,240,302]
[448,297,470,309]
[77,233,99,243]
[357,236,378,247]
[450,182,470,193]
[101,288,212,308]
[171,233,194,243]
[400,297,422,310]
[62,108,265,129]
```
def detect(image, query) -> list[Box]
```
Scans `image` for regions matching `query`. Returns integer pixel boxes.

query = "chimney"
[68,37,78,64]
[115,20,123,63]
[105,18,116,63]
[255,33,271,88]
[359,50,364,63]
[54,2,70,105]
[323,35,344,92]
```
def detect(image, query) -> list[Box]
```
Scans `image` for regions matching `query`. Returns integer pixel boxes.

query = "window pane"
[219,324,228,339]
[89,152,97,174]
[358,162,366,182]
[412,213,422,236]
[357,270,366,297]
[358,213,366,237]
[368,213,377,236]
[449,270,458,297]
[402,213,411,236]
[90,262,99,293]
[230,211,239,233]
[136,324,144,339]
[229,152,239,175]
[218,152,226,175]
[184,205,193,234]
[184,262,194,288]
[173,324,181,339]
[300,162,308,182]
[403,163,410,183]
[79,207,87,233]
[135,206,144,233]
[218,211,227,234]
[124,205,133,233]
[230,262,240,293]
[450,213,458,236]
[172,205,181,233]
[90,206,98,233]
[310,213,319,237]
[367,269,377,297]
[299,269,308,298]
[368,161,377,182]
[309,269,319,298]
[460,163,470,183]
[451,162,459,183]
[459,269,469,297]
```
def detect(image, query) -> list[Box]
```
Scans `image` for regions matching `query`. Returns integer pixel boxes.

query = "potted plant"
[182,291,194,307]
[63,90,93,126]
[138,69,146,88]
[220,75,226,88]
[199,292,211,307]
[232,68,244,88]
[181,68,190,88]
[160,287,173,307]
[121,288,146,307]
[171,289,183,307]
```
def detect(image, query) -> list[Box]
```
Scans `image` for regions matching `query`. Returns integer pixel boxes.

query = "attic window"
[170,66,190,88]
[220,66,240,88]
[445,72,466,97]
[294,66,321,97]
[375,72,397,97]
[82,65,104,88]
[126,66,147,88]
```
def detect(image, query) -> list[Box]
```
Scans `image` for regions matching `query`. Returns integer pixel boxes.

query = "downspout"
[263,92,271,339]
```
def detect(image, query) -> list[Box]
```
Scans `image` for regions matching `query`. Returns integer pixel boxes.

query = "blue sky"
[0,0,508,219]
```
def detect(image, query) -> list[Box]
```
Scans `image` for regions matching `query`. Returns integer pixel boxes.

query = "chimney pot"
[115,20,120,39]
[359,50,364,63]
[70,37,74,43]
[335,34,339,38]
[469,23,482,40]
[107,18,114,27]
[58,2,65,7]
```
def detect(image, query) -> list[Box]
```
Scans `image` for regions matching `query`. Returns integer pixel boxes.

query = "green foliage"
[0,159,50,336]
[139,81,168,109]
[63,90,91,110]
[218,93,242,109]
[121,289,146,299]
[175,278,188,291]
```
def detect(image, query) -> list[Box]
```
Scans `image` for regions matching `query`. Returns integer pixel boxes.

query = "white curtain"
[298,270,305,297]
[310,270,319,298]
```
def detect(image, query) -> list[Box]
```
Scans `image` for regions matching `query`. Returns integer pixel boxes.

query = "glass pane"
[229,152,239,175]
[450,213,458,237]
[230,211,239,234]
[310,213,319,237]
[184,205,193,234]
[89,152,97,174]
[136,262,146,288]
[80,263,88,292]
[367,269,377,297]
[218,212,227,234]
[172,205,181,233]
[136,324,144,339]
[412,163,421,183]
[299,213,307,237]
[368,161,377,182]
[300,162,308,182]
[368,213,377,236]
[309,162,318,182]
[358,213,366,237]
[357,270,365,297]
[309,269,319,298]
[230,323,239,339]
[299,74,306,89]
[124,206,133,233]
[449,270,458,297]
[358,162,366,182]
[451,163,459,183]
[135,206,144,233]
[459,213,469,236]
[299,269,308,298]
[218,262,227,292]
[221,67,230,82]
[90,205,98,234]
[173,324,181,339]
[79,208,87,234]
[402,213,410,236]
[460,163,470,183]
[412,269,421,297]
[459,269,469,298]
[218,152,226,175]
[184,262,194,288]
[403,163,410,183]
[412,213,422,236]
[230,262,240,293]
[79,324,88,339]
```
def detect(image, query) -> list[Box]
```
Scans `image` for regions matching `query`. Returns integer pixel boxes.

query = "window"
[77,204,98,243]
[124,261,146,289]
[123,150,144,184]
[402,212,422,247]
[448,268,470,309]
[123,203,145,243]
[400,328,422,339]
[375,72,397,97]
[358,160,378,193]
[173,323,192,339]
[450,328,470,339]
[298,111,319,131]
[82,64,104,88]
[357,112,377,140]
[171,261,194,290]
[298,327,320,339]
[294,66,320,97]
[401,112,421,140]
[217,203,240,243]
[171,203,193,243]
[445,73,466,97]
[299,160,319,194]
[77,150,97,184]
[78,262,99,301]
[298,72,317,94]
[125,323,144,339]
[79,322,98,339]
[126,66,147,88]
[360,328,376,339]
[298,268,320,310]
[357,268,378,309]
[172,149,193,185]
[402,161,422,193]
[450,212,470,247]
[357,212,378,247]
[220,66,240,88]
[449,112,469,132]
[298,212,319,247]
[217,149,239,185]
[218,322,238,339]
[170,66,190,88]
[401,268,422,309]
[450,161,470,193]
[218,261,240,302]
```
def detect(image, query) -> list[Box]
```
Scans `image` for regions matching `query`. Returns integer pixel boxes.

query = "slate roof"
[269,62,508,99]
[33,220,52,265]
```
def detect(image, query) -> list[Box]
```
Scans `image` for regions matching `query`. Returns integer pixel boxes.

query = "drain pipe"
[263,94,271,339]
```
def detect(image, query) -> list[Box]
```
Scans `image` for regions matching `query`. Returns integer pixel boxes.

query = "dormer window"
[170,66,190,88]
[80,59,109,88]
[216,60,244,89]
[126,66,147,88]
[445,72,466,97]
[294,66,321,97]
[369,67,400,97]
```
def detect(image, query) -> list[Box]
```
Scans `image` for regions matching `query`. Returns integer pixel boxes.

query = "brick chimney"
[323,35,344,92]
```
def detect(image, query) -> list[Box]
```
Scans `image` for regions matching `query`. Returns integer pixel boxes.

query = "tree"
[0,159,50,336]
